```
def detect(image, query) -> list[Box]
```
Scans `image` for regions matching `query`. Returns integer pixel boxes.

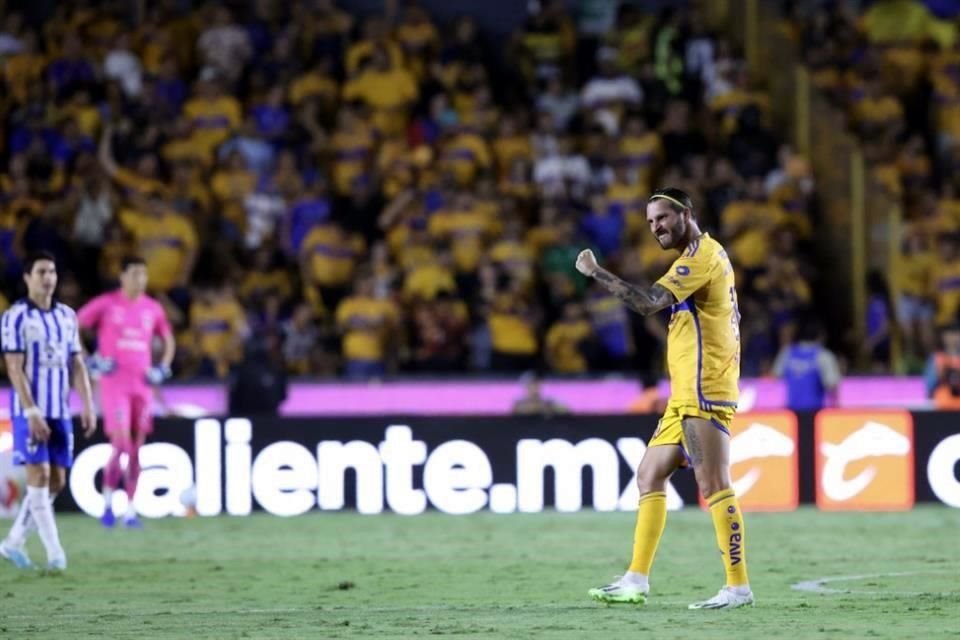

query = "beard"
[655,221,684,250]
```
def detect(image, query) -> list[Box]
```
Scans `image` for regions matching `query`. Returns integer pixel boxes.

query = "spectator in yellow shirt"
[189,283,250,378]
[428,190,495,277]
[488,290,540,372]
[300,221,366,311]
[289,56,339,109]
[335,276,400,380]
[934,233,960,327]
[211,151,257,205]
[240,247,294,308]
[606,162,649,233]
[3,31,46,104]
[342,47,418,137]
[330,108,376,196]
[440,125,492,186]
[722,178,787,271]
[489,219,535,288]
[122,195,198,298]
[546,301,593,374]
[493,116,533,179]
[403,249,457,303]
[182,73,242,154]
[618,114,661,190]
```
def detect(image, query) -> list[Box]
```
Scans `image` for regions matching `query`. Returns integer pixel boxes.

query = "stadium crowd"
[0,0,818,381]
[797,0,960,378]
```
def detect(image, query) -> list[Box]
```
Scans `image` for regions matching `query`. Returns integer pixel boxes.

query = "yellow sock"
[627,491,667,575]
[707,489,749,587]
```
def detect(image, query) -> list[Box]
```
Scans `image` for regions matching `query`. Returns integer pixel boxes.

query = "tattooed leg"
[681,417,732,498]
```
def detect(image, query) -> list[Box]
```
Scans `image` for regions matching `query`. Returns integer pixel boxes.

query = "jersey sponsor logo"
[699,412,799,512]
[676,265,690,276]
[815,410,914,510]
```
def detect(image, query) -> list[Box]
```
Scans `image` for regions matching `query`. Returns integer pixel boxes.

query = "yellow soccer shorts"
[648,400,736,467]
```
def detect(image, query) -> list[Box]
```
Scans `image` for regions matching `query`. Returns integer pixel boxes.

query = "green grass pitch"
[2,507,958,638]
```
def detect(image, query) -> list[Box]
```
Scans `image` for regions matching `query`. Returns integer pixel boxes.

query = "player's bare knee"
[692,465,730,498]
[636,470,666,495]
[48,467,67,494]
[26,464,50,487]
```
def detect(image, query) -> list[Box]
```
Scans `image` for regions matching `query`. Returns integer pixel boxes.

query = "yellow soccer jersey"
[655,233,740,410]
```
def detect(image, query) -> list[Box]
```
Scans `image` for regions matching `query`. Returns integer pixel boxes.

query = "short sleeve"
[655,244,715,303]
[76,294,107,329]
[1,306,25,353]
[154,302,174,339]
[69,310,83,355]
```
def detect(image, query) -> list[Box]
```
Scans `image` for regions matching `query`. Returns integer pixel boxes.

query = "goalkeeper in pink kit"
[77,257,175,528]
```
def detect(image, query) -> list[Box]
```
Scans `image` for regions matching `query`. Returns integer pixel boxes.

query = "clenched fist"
[575,249,599,277]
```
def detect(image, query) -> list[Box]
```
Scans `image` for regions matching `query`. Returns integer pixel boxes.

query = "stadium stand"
[796,0,960,376]
[0,1,817,380]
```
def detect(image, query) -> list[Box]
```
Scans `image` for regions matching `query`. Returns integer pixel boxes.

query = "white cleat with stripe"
[688,586,755,610]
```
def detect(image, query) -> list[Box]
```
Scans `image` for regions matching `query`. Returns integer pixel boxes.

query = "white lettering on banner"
[317,440,384,514]
[68,420,690,517]
[225,419,252,515]
[195,418,222,516]
[70,444,112,516]
[252,442,316,517]
[69,443,192,517]
[136,443,194,517]
[928,434,960,508]
[820,421,911,502]
[423,440,492,515]
[516,438,619,513]
[379,425,427,515]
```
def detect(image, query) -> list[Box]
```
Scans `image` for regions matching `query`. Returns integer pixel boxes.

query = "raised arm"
[97,122,120,178]
[575,249,675,316]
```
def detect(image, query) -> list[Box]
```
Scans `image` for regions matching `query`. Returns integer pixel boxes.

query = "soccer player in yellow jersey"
[578,188,754,610]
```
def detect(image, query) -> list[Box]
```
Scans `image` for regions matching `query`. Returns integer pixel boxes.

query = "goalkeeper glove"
[146,364,173,385]
[86,354,116,378]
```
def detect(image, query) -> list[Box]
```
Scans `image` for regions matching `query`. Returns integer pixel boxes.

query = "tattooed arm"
[592,269,676,316]
[575,249,676,316]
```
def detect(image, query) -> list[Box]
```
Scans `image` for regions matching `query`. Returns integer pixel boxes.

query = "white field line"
[791,569,960,596]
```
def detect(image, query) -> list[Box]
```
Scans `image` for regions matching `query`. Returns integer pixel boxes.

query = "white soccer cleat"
[588,575,649,604]
[688,586,755,610]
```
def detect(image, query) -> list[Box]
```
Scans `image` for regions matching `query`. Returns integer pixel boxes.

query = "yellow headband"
[649,194,689,210]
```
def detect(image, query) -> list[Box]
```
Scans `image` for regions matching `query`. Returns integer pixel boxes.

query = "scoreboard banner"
[57,411,960,517]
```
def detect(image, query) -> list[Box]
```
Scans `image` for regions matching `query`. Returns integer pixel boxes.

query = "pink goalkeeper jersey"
[77,291,172,376]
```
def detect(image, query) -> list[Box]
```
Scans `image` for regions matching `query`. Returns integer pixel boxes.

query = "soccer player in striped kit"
[78,256,175,529]
[0,251,97,571]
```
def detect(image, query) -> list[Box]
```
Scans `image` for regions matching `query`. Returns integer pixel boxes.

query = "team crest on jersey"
[25,322,43,341]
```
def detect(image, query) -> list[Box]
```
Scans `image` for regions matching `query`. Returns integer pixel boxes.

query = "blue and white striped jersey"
[1,299,82,419]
